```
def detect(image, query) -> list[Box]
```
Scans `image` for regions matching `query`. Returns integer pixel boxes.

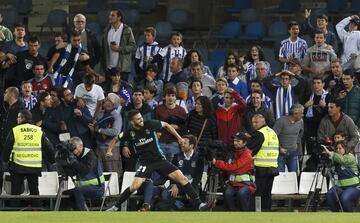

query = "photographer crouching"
[56,137,105,211]
[208,132,256,211]
[322,141,360,212]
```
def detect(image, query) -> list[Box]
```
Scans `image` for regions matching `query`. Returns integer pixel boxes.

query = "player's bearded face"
[132,114,144,128]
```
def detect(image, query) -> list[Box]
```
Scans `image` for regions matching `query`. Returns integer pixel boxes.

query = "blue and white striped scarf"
[275,85,293,119]
[305,89,328,118]
[52,44,82,88]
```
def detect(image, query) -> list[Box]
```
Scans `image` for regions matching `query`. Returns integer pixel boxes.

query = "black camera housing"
[55,141,76,166]
[198,139,230,161]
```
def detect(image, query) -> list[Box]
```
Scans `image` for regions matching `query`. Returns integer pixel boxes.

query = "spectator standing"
[182,49,212,79]
[339,69,360,128]
[73,14,101,68]
[336,15,360,70]
[0,13,13,43]
[302,31,337,79]
[101,9,136,82]
[135,27,161,82]
[244,45,271,83]
[155,86,187,161]
[90,93,123,182]
[19,81,37,110]
[215,88,247,146]
[273,104,304,173]
[189,61,216,98]
[29,61,53,96]
[318,99,360,149]
[279,21,308,70]
[304,10,338,53]
[157,31,186,82]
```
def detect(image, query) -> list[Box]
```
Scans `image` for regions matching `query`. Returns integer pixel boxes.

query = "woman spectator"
[244,45,271,84]
[101,68,133,97]
[217,51,245,80]
[186,96,217,144]
[183,49,213,78]
[324,141,360,212]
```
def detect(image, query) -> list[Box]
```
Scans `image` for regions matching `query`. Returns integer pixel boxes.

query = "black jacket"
[62,147,98,178]
[0,100,25,151]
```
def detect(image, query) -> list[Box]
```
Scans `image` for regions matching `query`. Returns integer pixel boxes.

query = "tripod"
[54,175,72,211]
[304,162,343,212]
[203,165,221,209]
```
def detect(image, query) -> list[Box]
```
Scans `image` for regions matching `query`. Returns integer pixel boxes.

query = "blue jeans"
[72,184,105,210]
[159,142,180,161]
[223,185,251,211]
[327,186,360,212]
[278,150,298,172]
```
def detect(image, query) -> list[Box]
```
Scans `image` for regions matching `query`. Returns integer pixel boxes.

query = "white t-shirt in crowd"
[74,83,105,117]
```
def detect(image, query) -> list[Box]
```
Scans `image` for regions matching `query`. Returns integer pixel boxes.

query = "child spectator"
[186,79,202,112]
[135,27,161,82]
[156,31,186,82]
[144,85,158,110]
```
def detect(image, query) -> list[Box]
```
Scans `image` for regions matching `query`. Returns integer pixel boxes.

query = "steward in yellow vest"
[2,109,54,198]
[247,114,279,211]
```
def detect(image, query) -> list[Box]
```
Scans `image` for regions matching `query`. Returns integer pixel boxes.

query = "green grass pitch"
[1,212,360,223]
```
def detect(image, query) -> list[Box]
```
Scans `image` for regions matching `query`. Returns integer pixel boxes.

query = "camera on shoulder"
[55,141,76,167]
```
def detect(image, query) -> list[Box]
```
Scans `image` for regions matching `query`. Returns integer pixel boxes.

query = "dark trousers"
[10,172,40,207]
[65,184,105,211]
[255,174,274,211]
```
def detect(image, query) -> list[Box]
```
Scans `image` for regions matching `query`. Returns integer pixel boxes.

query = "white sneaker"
[198,202,209,211]
[106,205,119,211]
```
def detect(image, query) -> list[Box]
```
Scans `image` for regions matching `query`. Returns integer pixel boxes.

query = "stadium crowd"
[0,8,360,212]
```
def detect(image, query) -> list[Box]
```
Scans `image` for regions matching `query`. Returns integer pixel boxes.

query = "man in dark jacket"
[73,14,101,68]
[0,87,25,188]
[2,109,54,206]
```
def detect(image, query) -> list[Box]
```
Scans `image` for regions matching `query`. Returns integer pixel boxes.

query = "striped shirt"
[159,45,187,81]
[20,95,38,110]
[135,42,161,71]
[245,61,272,82]
[279,37,308,70]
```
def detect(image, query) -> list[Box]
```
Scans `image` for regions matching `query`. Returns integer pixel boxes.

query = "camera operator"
[209,132,255,211]
[2,109,54,206]
[323,141,360,212]
[61,137,105,211]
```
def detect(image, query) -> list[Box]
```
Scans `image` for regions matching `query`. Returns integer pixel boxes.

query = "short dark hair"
[251,79,263,87]
[164,85,177,96]
[55,32,68,41]
[70,30,81,38]
[33,60,46,68]
[127,109,140,120]
[182,134,197,146]
[13,23,25,30]
[312,76,324,83]
[83,74,95,85]
[146,64,159,74]
[327,97,343,108]
[226,63,239,71]
[189,79,203,89]
[133,87,144,95]
[18,109,32,123]
[144,85,157,95]
[28,35,40,44]
[37,91,50,102]
[288,21,299,30]
[111,9,123,21]
[314,30,325,37]
[251,89,263,96]
[144,27,156,38]
[317,14,328,22]
[343,69,355,78]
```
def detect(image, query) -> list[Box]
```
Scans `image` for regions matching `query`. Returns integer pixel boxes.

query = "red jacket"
[215,91,247,145]
[215,148,256,193]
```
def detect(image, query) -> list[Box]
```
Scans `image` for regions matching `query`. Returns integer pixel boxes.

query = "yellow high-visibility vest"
[11,123,43,168]
[254,126,279,168]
